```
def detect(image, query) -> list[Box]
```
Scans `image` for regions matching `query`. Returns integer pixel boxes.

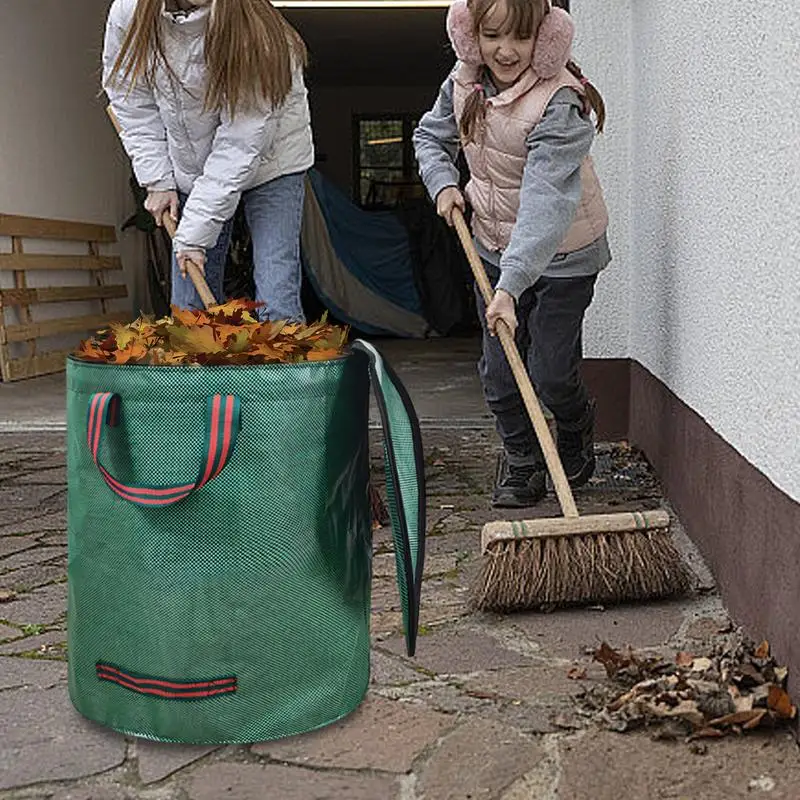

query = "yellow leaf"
[208,298,261,324]
[110,323,139,350]
[165,324,223,354]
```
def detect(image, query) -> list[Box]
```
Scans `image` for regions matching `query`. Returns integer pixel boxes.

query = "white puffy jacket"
[102,0,314,252]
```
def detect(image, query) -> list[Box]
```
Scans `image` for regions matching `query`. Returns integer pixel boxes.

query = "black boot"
[491,452,547,508]
[556,399,596,488]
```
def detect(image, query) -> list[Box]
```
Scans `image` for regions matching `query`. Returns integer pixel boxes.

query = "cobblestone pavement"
[1,430,798,799]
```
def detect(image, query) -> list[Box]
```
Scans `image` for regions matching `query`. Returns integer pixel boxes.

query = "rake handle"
[452,208,579,519]
[159,214,217,310]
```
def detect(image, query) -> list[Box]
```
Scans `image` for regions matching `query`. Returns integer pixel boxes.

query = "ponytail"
[566,60,606,133]
[459,70,488,144]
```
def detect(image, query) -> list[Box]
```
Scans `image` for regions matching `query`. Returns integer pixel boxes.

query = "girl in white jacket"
[103,0,315,318]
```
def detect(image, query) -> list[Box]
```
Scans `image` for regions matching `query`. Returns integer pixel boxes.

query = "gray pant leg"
[475,267,596,467]
[527,275,596,427]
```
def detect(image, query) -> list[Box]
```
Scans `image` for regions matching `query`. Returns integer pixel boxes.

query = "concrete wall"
[0,0,144,318]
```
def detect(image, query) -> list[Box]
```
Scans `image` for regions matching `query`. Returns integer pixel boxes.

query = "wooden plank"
[0,285,128,307]
[0,281,10,381]
[0,254,122,272]
[4,314,121,343]
[0,214,116,243]
[89,241,109,316]
[12,236,36,362]
[6,349,74,382]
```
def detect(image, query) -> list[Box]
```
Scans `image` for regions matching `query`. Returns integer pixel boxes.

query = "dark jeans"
[475,266,597,468]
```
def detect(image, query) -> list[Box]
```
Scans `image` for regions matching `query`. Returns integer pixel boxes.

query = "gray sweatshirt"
[412,66,611,299]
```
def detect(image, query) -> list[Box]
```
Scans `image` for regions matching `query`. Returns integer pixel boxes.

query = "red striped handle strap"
[86,392,240,507]
[96,662,237,700]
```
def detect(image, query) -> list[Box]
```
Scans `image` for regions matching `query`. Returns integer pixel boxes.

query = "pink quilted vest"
[452,63,608,254]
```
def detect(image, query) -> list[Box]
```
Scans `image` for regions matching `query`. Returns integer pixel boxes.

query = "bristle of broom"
[471,526,691,612]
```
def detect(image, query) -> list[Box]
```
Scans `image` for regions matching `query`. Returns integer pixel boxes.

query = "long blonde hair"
[110,0,308,117]
[459,0,605,143]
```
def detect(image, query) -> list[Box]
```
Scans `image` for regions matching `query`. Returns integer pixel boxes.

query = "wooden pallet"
[0,214,128,382]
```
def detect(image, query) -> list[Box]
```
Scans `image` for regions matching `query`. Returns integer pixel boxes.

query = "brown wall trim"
[582,358,630,442]
[628,360,800,702]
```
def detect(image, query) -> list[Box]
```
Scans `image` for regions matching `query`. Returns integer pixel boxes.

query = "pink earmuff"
[446,0,574,79]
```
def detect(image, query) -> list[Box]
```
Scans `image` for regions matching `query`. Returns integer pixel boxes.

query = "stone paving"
[0,429,798,799]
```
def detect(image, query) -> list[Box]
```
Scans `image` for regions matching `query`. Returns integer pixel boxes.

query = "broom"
[104,105,390,527]
[451,208,690,612]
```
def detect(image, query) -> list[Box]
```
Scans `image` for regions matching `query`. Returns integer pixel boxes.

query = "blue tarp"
[306,170,424,318]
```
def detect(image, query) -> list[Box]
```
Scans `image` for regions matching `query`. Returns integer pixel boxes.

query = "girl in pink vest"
[413,0,610,507]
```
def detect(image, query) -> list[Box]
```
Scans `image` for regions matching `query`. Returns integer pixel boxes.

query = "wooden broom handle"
[106,105,216,311]
[452,208,580,519]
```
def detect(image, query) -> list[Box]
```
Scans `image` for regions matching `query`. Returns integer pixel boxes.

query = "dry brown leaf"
[688,727,725,740]
[708,709,766,728]
[642,698,705,727]
[594,642,632,678]
[732,694,754,713]
[568,666,588,681]
[735,663,765,686]
[742,710,768,730]
[754,640,770,659]
[767,685,797,719]
[749,684,772,706]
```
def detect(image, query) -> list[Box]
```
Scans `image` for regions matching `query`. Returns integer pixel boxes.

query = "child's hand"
[176,249,206,277]
[435,187,465,226]
[485,289,517,337]
[145,190,179,227]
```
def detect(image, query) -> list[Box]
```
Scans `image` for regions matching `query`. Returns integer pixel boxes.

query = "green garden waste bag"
[66,341,425,744]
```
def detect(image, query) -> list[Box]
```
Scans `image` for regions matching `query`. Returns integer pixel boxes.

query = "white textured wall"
[576,0,800,500]
[571,0,633,359]
[0,0,144,314]
[629,0,800,501]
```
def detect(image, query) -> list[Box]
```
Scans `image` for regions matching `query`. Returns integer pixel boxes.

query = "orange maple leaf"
[112,343,149,364]
[164,324,223,355]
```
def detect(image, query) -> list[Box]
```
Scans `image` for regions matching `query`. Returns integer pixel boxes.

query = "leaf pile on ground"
[583,633,796,740]
[74,301,349,365]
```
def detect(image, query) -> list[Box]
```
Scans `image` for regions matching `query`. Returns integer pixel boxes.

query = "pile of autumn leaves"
[75,300,349,366]
[589,635,797,741]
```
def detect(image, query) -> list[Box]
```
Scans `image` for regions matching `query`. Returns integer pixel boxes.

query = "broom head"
[472,509,691,612]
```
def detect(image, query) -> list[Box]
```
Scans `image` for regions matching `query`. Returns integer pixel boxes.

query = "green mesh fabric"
[351,341,425,657]
[66,346,423,745]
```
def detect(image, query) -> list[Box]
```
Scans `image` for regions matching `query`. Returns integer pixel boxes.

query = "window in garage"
[354,114,424,209]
